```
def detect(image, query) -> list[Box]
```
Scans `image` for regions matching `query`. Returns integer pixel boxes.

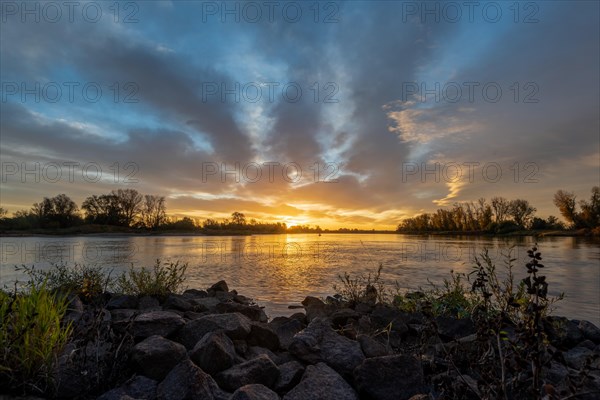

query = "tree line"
[397,187,599,233]
[0,189,167,231]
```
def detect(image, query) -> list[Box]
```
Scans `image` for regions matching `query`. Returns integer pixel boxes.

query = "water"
[1,234,599,325]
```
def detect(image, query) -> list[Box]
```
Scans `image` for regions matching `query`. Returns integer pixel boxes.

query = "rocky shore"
[10,280,600,400]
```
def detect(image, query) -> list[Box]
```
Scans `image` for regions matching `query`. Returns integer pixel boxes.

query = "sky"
[1,1,599,229]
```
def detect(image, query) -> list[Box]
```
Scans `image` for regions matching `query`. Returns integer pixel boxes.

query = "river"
[1,234,598,325]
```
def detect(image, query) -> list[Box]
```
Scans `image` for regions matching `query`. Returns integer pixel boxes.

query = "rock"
[216,354,280,392]
[164,294,195,312]
[185,310,210,320]
[579,320,600,344]
[435,316,475,340]
[97,376,158,400]
[234,294,253,305]
[209,280,229,293]
[184,288,208,298]
[189,331,237,375]
[132,311,185,339]
[139,295,161,310]
[176,312,252,349]
[192,297,221,312]
[283,363,358,400]
[288,318,364,378]
[370,306,409,336]
[273,361,304,394]
[110,308,137,333]
[301,296,331,322]
[157,359,224,400]
[248,322,281,350]
[357,334,389,358]
[216,291,236,302]
[107,294,139,310]
[131,335,188,381]
[580,339,597,350]
[217,302,268,322]
[246,346,280,365]
[564,346,594,370]
[230,384,280,400]
[355,302,373,314]
[545,316,584,349]
[354,354,426,400]
[271,319,305,350]
[329,308,359,327]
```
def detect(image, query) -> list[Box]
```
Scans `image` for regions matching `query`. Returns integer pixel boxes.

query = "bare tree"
[142,195,166,229]
[491,197,511,223]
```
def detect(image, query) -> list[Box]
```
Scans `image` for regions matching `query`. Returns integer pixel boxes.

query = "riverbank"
[0,228,594,237]
[2,279,599,400]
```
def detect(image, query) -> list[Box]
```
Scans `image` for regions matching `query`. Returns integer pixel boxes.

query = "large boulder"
[176,312,252,349]
[288,318,364,377]
[215,354,280,392]
[273,361,304,394]
[270,318,305,350]
[247,322,281,350]
[131,335,188,381]
[189,331,237,375]
[208,280,229,293]
[157,359,225,400]
[164,294,195,312]
[230,384,280,400]
[357,334,389,358]
[97,376,158,400]
[217,302,268,322]
[579,320,600,344]
[283,363,358,400]
[435,316,475,341]
[107,294,139,310]
[353,354,426,400]
[132,311,185,339]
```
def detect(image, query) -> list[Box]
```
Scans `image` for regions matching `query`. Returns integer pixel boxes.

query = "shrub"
[16,263,112,301]
[0,282,72,395]
[115,259,187,299]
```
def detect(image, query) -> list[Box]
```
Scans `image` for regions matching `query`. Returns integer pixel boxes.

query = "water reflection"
[1,234,598,324]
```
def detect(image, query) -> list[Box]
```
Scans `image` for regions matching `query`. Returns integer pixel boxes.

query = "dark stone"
[564,346,594,370]
[216,302,268,322]
[191,297,221,312]
[157,359,225,400]
[370,306,409,336]
[283,363,358,400]
[301,296,332,322]
[271,319,305,350]
[579,320,600,344]
[435,316,475,340]
[209,280,229,293]
[176,312,252,349]
[288,318,364,378]
[185,310,210,320]
[248,322,281,350]
[110,309,137,333]
[230,384,280,400]
[354,354,426,400]
[354,302,373,314]
[216,354,280,392]
[189,331,237,375]
[164,294,194,312]
[97,375,158,400]
[132,311,185,339]
[107,294,139,310]
[273,361,304,394]
[545,316,584,348]
[246,346,281,365]
[131,335,188,381]
[184,288,208,298]
[329,308,360,327]
[357,334,389,358]
[139,295,161,310]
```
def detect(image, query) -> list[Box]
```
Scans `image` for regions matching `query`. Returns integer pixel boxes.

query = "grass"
[114,259,187,299]
[0,281,73,395]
